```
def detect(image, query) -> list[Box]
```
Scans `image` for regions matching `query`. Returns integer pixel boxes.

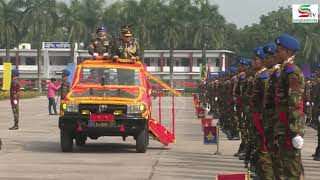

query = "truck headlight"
[62,103,79,112]
[127,104,145,114]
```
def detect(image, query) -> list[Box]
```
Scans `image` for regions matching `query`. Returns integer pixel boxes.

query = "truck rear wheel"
[136,124,149,153]
[60,130,74,152]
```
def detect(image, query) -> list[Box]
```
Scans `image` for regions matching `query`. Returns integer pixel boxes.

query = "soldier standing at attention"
[88,26,113,58]
[312,65,320,160]
[251,47,273,179]
[304,75,313,126]
[274,34,305,179]
[9,69,20,130]
[60,69,71,101]
[263,42,285,179]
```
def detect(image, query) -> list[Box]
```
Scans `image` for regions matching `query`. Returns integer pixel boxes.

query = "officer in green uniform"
[88,26,113,57]
[9,69,20,130]
[113,25,140,60]
[251,47,274,179]
[274,34,305,179]
[312,65,320,160]
[60,69,71,101]
[263,42,285,180]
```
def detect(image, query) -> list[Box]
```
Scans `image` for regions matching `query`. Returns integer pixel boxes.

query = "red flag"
[216,173,247,180]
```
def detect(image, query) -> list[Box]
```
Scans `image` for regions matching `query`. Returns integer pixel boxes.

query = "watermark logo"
[292,4,318,23]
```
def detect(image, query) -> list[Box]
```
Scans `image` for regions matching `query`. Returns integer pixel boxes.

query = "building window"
[215,58,220,67]
[144,58,151,66]
[26,57,36,65]
[181,58,190,67]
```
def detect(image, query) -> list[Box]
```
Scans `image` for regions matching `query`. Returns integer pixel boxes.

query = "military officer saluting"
[88,26,113,58]
[274,34,305,179]
[113,25,140,61]
[9,69,20,130]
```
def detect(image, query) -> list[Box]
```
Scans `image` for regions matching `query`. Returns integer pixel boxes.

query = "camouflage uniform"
[275,58,305,179]
[60,76,71,100]
[88,35,113,56]
[304,78,313,125]
[230,74,240,140]
[264,64,285,179]
[114,38,140,59]
[235,71,249,158]
[9,76,20,130]
[312,77,320,160]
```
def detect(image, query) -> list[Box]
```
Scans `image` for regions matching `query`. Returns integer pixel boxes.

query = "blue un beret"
[253,47,266,60]
[240,58,251,66]
[263,43,277,55]
[275,34,300,53]
[228,66,238,73]
[11,69,19,77]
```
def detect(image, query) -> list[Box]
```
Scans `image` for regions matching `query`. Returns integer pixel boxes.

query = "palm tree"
[57,0,85,62]
[21,0,58,92]
[0,0,26,62]
[160,0,190,87]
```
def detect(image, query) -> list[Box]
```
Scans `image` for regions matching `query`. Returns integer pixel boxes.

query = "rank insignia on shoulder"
[285,63,295,74]
[259,71,269,79]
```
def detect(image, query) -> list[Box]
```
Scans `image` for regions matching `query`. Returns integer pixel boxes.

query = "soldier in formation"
[198,34,306,179]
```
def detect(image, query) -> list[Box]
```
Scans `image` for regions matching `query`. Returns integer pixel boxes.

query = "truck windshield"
[78,67,141,86]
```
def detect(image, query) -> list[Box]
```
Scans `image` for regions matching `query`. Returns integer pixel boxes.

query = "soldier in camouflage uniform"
[113,25,140,60]
[263,43,285,180]
[274,34,305,179]
[251,47,274,179]
[88,26,113,57]
[304,76,313,126]
[9,69,20,130]
[313,65,320,161]
[226,67,240,140]
[235,58,251,159]
[60,69,71,101]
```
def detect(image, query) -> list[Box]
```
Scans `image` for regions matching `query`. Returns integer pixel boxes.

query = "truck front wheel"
[136,124,149,153]
[60,130,74,152]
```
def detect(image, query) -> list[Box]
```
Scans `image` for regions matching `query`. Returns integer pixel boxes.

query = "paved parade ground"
[0,96,320,180]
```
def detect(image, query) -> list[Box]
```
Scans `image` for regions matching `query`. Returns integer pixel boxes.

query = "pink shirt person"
[47,81,61,98]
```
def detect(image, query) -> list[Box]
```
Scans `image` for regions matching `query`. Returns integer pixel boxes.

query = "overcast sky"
[64,0,319,28]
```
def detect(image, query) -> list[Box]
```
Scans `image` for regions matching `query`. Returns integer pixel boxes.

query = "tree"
[0,0,25,62]
[21,0,58,91]
[57,0,85,62]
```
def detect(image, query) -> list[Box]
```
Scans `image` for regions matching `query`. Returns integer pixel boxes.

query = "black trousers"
[48,97,57,114]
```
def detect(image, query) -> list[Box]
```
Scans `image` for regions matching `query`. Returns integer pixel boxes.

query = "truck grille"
[79,104,127,114]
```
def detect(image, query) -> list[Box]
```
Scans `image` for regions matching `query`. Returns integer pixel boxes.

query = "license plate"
[90,114,114,122]
[88,121,117,128]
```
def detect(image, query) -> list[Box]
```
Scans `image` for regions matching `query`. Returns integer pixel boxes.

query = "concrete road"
[0,96,319,180]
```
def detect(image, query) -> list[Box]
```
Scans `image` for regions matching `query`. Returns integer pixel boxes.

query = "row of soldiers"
[200,34,309,179]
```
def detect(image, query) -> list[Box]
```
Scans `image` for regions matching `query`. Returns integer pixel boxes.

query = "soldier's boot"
[234,142,244,157]
[232,131,240,140]
[239,144,248,160]
[9,122,19,130]
[312,146,319,157]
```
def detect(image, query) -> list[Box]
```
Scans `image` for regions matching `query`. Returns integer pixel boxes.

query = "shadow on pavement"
[22,140,169,154]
